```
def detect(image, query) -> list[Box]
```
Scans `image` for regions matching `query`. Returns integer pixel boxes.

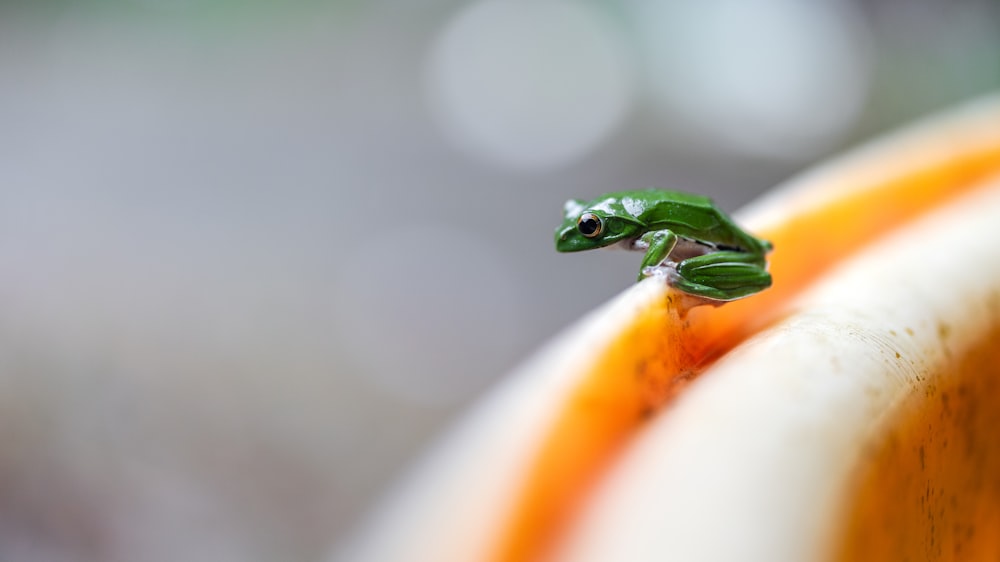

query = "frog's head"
[555,199,642,252]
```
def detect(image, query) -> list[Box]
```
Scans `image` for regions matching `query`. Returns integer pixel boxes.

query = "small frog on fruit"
[555,190,773,303]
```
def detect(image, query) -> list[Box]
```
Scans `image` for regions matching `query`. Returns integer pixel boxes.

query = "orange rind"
[337,94,1000,562]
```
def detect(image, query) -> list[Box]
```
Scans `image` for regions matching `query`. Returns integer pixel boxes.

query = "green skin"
[555,190,773,302]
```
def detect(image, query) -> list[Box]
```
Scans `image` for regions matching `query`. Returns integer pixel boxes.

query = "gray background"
[1,1,998,560]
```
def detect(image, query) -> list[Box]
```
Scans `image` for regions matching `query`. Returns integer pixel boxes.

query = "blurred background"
[0,0,998,560]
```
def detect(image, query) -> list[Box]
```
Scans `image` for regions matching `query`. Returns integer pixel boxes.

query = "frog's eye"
[577,213,602,238]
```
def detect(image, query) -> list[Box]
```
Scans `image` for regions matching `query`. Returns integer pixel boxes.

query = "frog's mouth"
[555,236,583,252]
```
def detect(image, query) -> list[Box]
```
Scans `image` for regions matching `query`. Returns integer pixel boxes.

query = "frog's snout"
[555,227,570,251]
[555,225,587,252]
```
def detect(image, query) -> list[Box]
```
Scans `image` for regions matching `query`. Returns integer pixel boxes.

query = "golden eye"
[577,213,602,238]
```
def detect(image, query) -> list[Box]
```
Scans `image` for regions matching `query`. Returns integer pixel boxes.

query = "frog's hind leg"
[672,251,772,302]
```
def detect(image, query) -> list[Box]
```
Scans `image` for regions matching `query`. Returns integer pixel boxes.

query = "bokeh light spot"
[632,0,872,160]
[426,0,635,171]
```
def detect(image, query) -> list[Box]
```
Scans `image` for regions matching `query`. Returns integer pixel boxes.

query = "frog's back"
[584,190,710,219]
[614,189,763,252]
[624,189,714,208]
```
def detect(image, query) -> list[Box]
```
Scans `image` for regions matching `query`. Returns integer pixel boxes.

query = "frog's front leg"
[636,230,678,281]
[673,251,772,301]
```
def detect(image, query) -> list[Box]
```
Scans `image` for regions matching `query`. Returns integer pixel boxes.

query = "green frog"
[555,190,773,302]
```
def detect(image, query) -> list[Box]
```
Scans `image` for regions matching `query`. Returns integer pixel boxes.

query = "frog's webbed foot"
[671,251,772,302]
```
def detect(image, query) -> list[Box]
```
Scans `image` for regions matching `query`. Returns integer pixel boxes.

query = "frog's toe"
[639,263,678,282]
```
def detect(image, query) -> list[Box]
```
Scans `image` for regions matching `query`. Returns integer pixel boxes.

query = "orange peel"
[337,94,1000,562]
